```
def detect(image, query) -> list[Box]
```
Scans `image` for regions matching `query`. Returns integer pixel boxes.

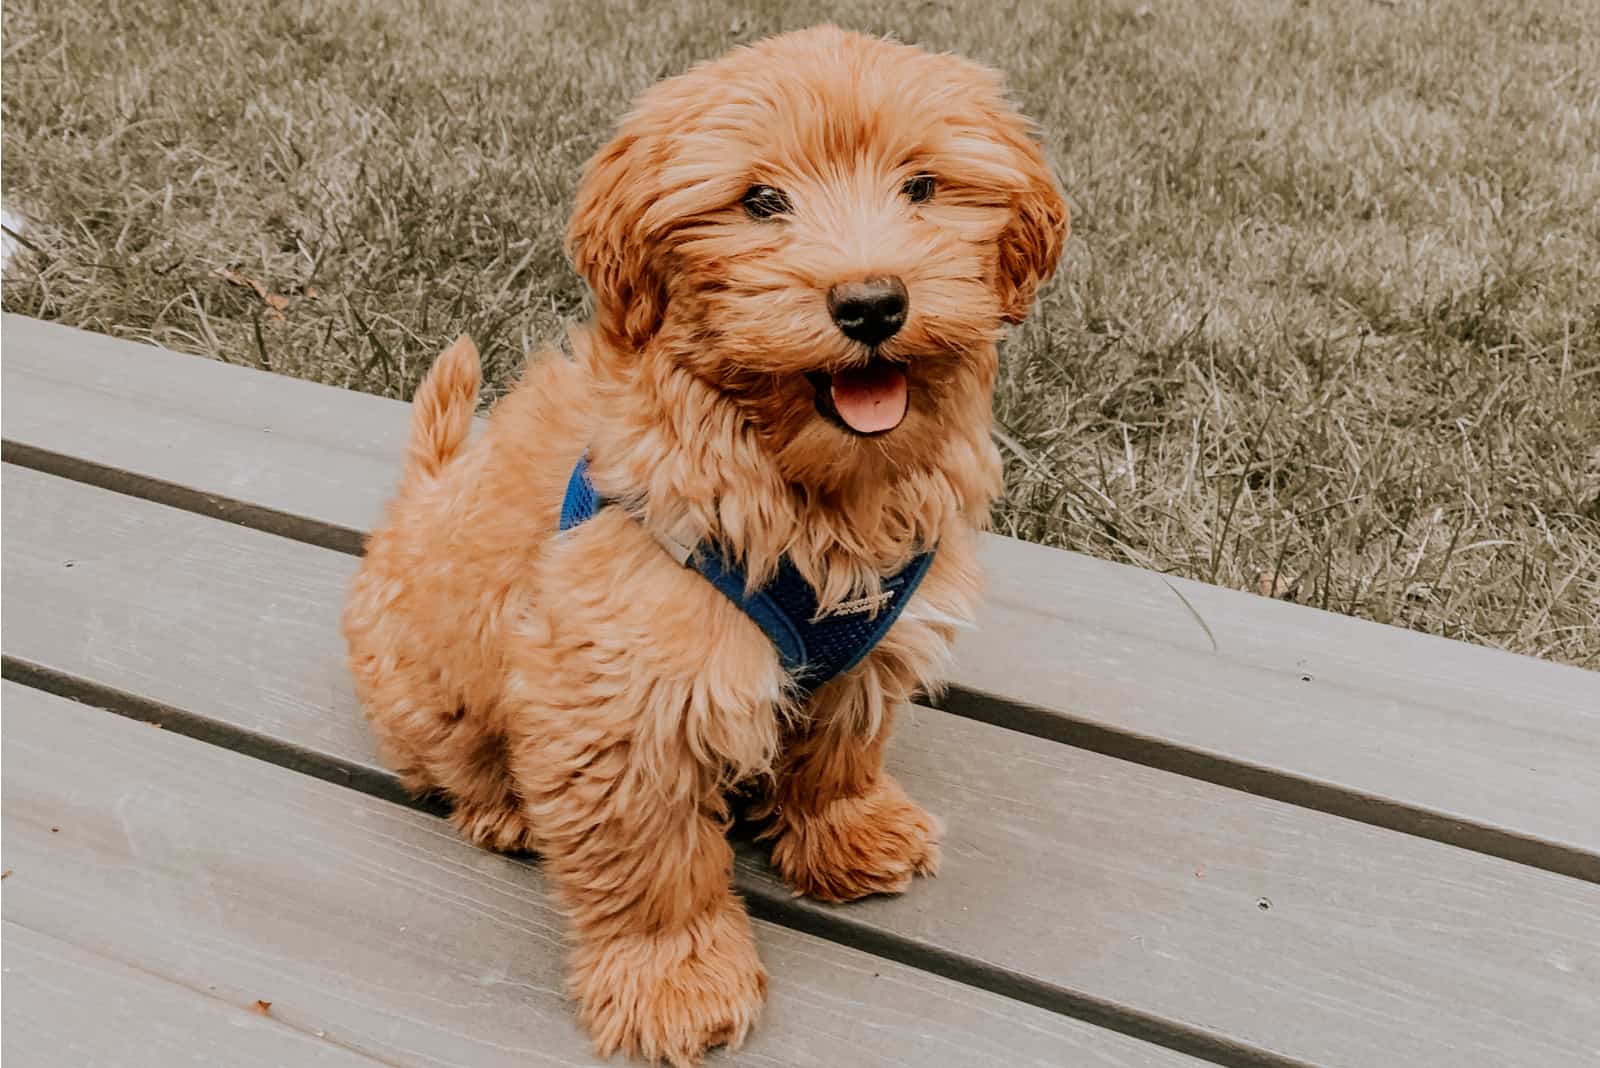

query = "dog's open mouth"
[806,357,909,435]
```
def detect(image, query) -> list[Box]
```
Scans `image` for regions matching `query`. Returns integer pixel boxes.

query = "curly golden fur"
[343,25,1066,1066]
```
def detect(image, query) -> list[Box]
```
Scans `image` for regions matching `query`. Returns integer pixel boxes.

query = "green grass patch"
[5,0,1597,664]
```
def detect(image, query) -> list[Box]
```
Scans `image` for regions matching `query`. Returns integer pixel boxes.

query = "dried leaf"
[215,267,290,319]
[250,1000,273,1016]
[1255,570,1297,599]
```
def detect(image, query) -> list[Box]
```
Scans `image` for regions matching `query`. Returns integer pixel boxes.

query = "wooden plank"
[6,466,1598,1067]
[0,683,1193,1068]
[956,538,1600,876]
[5,312,1596,878]
[0,314,403,554]
[1,922,391,1068]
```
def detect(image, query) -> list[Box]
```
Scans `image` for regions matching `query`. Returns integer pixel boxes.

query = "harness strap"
[559,454,934,692]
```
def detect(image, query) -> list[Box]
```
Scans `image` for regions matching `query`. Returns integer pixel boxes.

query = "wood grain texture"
[5,312,1596,878]
[1,922,393,1068]
[6,466,1597,1067]
[0,315,404,554]
[956,537,1600,872]
[0,683,1192,1068]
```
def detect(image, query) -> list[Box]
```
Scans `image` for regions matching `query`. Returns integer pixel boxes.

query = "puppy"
[343,25,1066,1066]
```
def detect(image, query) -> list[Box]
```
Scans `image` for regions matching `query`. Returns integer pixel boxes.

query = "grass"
[4,0,1597,666]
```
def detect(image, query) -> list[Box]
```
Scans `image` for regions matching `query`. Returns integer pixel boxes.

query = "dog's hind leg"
[433,712,537,854]
[346,637,536,853]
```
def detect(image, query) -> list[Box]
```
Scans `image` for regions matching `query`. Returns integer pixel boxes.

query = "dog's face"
[569,27,1067,490]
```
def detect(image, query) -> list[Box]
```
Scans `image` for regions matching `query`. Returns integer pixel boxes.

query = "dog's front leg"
[514,716,767,1067]
[765,703,942,903]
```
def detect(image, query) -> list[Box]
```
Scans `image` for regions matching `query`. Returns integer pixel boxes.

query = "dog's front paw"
[570,898,767,1067]
[769,774,942,903]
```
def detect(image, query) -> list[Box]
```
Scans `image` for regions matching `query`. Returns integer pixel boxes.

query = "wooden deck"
[3,312,1597,1067]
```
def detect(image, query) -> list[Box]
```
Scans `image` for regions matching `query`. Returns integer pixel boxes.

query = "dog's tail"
[405,334,481,485]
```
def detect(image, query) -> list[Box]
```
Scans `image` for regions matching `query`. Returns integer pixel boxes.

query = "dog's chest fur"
[504,499,979,781]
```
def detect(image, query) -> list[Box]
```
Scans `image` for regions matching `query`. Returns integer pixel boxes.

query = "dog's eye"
[901,174,936,204]
[742,185,793,220]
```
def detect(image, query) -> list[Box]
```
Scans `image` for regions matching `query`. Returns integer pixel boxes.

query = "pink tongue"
[831,363,908,433]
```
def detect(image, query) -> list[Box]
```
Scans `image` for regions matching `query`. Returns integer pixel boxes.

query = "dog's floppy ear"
[994,124,1070,324]
[566,129,667,349]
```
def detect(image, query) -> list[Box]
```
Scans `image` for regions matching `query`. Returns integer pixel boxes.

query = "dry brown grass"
[4,0,1597,664]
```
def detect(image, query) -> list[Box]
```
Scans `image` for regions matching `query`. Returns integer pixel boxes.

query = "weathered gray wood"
[1,922,392,1068]
[6,466,1598,1067]
[6,312,1596,879]
[0,683,1193,1068]
[957,537,1600,872]
[0,314,405,554]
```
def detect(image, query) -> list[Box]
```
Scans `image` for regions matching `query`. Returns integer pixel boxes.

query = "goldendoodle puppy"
[343,24,1066,1066]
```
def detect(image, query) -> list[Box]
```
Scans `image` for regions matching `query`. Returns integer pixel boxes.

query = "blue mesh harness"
[559,455,935,694]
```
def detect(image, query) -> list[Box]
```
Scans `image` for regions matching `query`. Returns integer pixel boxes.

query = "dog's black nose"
[827,277,908,346]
